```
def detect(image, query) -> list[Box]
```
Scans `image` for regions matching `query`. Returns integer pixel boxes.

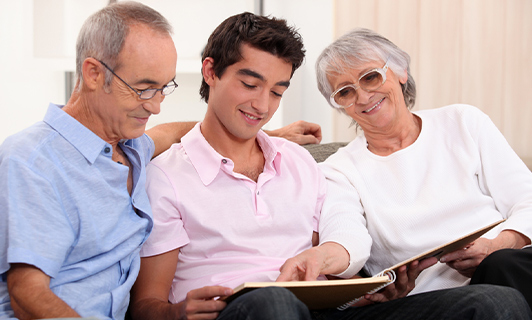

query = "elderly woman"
[311,28,532,305]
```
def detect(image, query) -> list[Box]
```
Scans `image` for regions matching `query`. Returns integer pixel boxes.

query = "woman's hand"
[359,257,437,304]
[440,239,492,277]
[441,230,530,278]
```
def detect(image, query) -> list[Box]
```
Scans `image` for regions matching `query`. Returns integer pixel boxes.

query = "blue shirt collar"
[43,103,113,165]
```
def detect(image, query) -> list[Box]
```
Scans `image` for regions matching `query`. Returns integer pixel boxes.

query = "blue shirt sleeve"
[0,157,76,278]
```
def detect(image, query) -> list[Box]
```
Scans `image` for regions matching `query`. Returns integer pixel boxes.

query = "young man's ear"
[202,57,216,86]
[81,57,105,90]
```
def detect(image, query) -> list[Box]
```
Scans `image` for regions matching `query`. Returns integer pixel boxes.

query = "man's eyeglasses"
[98,60,178,100]
[330,60,389,109]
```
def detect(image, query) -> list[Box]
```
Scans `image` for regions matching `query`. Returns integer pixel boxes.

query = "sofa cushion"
[303,142,348,163]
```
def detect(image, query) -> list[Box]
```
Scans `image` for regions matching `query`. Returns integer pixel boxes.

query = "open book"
[374,219,505,277]
[224,219,504,311]
[332,219,506,308]
[222,275,392,310]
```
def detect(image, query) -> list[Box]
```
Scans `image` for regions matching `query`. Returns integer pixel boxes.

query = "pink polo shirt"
[141,123,326,303]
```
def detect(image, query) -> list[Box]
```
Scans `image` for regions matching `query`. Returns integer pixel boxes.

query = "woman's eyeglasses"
[330,60,389,109]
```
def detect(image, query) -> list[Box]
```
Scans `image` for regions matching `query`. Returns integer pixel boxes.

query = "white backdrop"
[0,0,334,143]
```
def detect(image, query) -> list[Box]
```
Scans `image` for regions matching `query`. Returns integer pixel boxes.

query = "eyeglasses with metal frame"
[97,59,178,100]
[329,59,389,109]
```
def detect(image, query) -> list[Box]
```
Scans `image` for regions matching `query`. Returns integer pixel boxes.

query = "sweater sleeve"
[318,149,372,278]
[471,107,532,242]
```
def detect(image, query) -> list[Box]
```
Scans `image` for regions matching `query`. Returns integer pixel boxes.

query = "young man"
[0,3,320,319]
[129,12,530,320]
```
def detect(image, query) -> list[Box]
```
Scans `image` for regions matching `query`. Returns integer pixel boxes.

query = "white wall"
[263,0,334,138]
[0,0,334,143]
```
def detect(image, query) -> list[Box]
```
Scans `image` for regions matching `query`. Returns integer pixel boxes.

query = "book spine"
[336,271,396,311]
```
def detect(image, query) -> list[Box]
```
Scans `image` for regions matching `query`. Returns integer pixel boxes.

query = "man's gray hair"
[75,1,173,89]
[315,28,416,115]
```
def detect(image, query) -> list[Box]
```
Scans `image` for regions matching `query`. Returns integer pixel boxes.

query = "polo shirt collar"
[256,129,283,175]
[43,103,109,165]
[181,123,283,186]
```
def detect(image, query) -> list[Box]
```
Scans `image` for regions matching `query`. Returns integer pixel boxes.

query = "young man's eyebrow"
[238,68,264,81]
[276,80,290,88]
[238,68,290,88]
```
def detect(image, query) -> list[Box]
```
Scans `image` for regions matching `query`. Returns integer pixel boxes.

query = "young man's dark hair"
[199,12,305,102]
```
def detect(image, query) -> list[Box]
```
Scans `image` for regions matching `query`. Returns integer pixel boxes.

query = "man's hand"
[174,286,232,320]
[131,249,233,320]
[277,247,326,282]
[147,120,322,158]
[264,120,322,145]
[133,285,231,320]
[276,242,349,282]
[361,257,437,304]
[440,230,530,278]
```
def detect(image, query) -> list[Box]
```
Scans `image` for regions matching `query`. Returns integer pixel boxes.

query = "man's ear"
[202,57,216,86]
[81,58,104,90]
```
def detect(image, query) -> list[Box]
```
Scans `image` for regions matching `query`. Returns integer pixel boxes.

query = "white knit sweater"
[318,104,532,294]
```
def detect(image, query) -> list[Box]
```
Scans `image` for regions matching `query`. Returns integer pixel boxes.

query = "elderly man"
[0,2,320,320]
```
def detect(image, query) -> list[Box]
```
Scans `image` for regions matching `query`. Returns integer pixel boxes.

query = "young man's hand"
[174,286,233,319]
[130,248,233,320]
[276,242,349,282]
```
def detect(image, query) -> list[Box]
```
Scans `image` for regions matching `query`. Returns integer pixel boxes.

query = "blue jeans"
[219,285,531,320]
[217,286,311,320]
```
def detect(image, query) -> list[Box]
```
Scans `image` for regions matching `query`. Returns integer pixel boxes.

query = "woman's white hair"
[315,28,416,116]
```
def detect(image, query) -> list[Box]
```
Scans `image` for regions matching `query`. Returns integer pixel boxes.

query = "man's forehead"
[116,25,177,84]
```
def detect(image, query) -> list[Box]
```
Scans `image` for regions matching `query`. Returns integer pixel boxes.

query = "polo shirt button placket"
[222,159,228,164]
[104,146,111,154]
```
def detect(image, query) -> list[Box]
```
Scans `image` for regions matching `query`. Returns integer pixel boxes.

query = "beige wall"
[332,0,532,164]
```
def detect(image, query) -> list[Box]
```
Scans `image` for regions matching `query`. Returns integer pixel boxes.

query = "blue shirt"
[0,104,154,320]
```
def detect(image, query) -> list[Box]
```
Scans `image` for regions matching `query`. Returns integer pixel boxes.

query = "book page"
[377,219,505,276]
[223,276,391,310]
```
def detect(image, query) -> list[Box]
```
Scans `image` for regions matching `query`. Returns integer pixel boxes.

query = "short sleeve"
[0,158,75,278]
[140,162,190,257]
